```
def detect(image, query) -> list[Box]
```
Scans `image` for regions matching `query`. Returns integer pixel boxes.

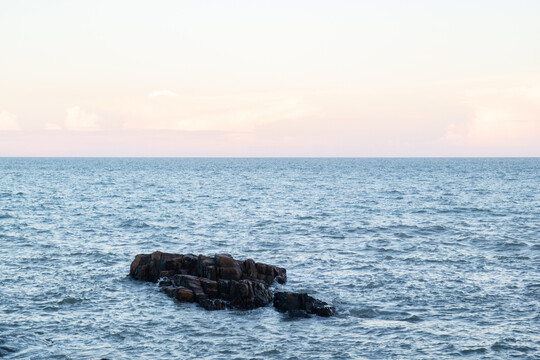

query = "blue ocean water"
[0,158,539,359]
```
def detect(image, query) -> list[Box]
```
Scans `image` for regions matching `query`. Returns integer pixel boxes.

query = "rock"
[130,251,286,286]
[220,279,273,310]
[130,252,185,283]
[273,292,336,317]
[200,278,219,298]
[172,274,208,303]
[241,258,258,278]
[158,274,273,310]
[176,287,195,302]
[131,252,334,317]
[214,253,236,268]
[132,252,284,311]
[217,266,242,281]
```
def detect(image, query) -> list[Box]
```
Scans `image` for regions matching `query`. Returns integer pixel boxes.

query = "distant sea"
[0,158,539,359]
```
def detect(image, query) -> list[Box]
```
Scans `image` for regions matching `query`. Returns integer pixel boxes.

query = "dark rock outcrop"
[130,251,286,285]
[159,274,273,310]
[130,251,284,311]
[130,251,334,317]
[273,292,336,317]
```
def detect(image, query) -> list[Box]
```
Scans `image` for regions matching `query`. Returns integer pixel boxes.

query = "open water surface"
[0,158,539,359]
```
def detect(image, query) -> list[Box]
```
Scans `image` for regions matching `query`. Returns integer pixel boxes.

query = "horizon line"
[1,156,538,159]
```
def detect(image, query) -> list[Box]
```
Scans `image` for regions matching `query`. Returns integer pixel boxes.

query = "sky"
[1,0,539,156]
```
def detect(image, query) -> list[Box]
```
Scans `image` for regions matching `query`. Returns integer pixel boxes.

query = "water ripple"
[0,158,538,359]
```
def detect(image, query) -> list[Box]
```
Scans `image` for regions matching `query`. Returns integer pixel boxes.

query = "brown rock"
[130,251,286,285]
[200,278,219,299]
[176,287,195,302]
[214,254,237,268]
[130,252,291,312]
[218,266,242,281]
[241,259,258,279]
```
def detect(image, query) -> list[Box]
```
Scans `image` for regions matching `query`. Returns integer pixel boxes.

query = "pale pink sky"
[1,1,539,156]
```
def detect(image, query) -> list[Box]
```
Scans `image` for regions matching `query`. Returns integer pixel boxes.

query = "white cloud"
[64,106,101,131]
[445,86,540,146]
[149,90,177,98]
[0,110,21,131]
[170,102,306,131]
[124,93,311,132]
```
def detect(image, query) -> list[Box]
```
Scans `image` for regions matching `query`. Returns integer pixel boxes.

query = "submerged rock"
[273,292,336,317]
[130,251,334,317]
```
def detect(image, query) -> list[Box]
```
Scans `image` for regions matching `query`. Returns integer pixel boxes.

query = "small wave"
[460,347,487,355]
[349,307,377,318]
[364,244,403,254]
[415,225,447,234]
[395,232,413,238]
[0,214,14,219]
[349,307,417,322]
[491,341,534,353]
[363,281,385,289]
[105,194,122,198]
[126,204,144,209]
[325,233,346,239]
[438,207,494,214]
[295,215,315,220]
[255,219,277,227]
[420,257,468,265]
[367,224,446,235]
[0,345,17,356]
[91,181,114,186]
[400,315,422,323]
[120,219,150,228]
[255,349,280,356]
[57,297,84,305]
[496,255,530,261]
[346,226,365,233]
[497,241,529,248]
[430,225,446,231]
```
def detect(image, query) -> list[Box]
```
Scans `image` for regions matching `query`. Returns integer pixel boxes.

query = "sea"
[0,158,539,359]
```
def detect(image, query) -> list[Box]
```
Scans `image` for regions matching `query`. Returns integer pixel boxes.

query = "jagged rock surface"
[159,274,273,310]
[130,251,285,310]
[130,251,286,285]
[273,292,336,317]
[130,251,335,317]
